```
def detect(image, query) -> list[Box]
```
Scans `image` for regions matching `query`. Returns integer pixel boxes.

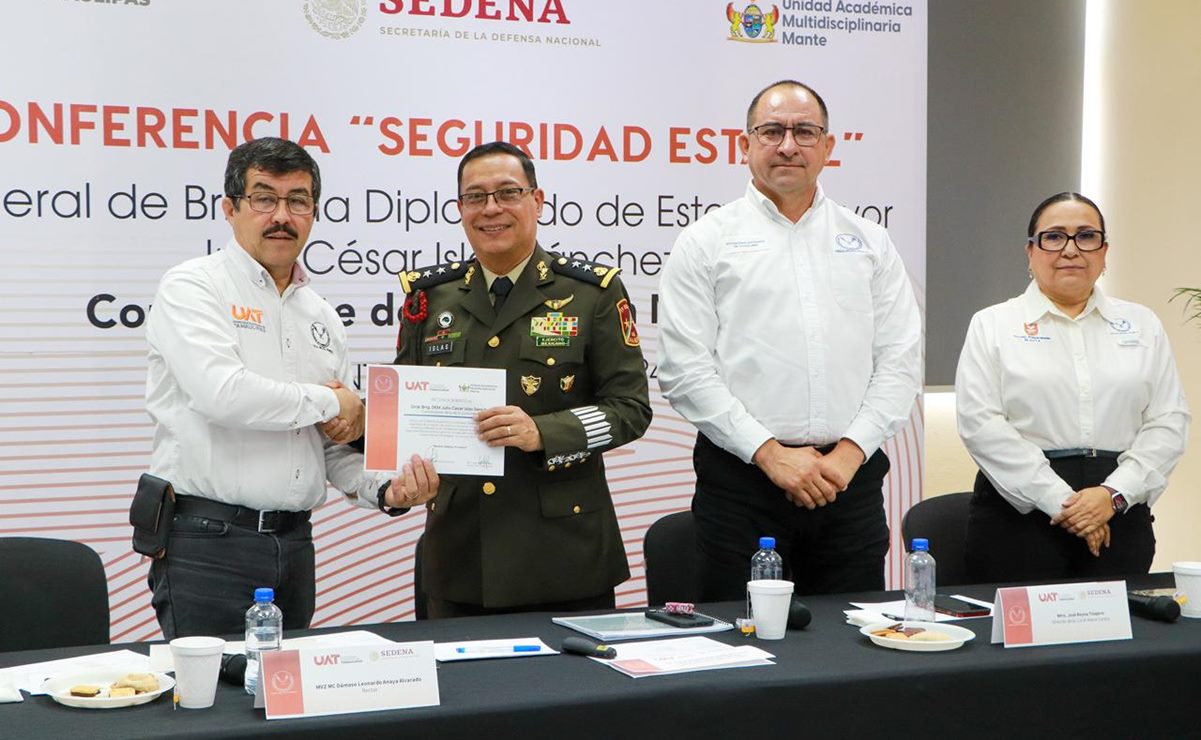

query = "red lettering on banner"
[378,0,570,24]
[0,100,329,153]
[137,107,166,148]
[103,106,130,147]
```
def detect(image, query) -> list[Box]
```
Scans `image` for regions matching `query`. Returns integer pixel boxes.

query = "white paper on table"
[0,649,149,694]
[849,594,994,623]
[592,636,774,678]
[364,364,505,476]
[434,637,557,662]
[148,629,397,672]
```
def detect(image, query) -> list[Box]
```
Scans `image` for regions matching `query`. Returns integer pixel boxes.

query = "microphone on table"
[788,598,812,630]
[219,653,247,686]
[560,636,617,659]
[1127,592,1181,623]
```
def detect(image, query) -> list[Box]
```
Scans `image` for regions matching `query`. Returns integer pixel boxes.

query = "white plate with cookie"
[41,670,174,709]
[859,621,976,652]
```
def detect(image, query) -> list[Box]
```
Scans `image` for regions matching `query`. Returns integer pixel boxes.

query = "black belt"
[1043,448,1122,460]
[174,494,310,534]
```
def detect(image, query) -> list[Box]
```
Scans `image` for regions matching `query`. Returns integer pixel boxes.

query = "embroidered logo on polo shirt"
[310,322,333,353]
[231,304,266,333]
[1012,321,1050,343]
[834,234,865,252]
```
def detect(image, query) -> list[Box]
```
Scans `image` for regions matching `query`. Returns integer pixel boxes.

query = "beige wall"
[1090,0,1201,570]
[923,0,1201,571]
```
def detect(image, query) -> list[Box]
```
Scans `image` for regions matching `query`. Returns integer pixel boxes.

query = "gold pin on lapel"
[560,374,575,392]
[521,375,542,396]
[537,260,550,280]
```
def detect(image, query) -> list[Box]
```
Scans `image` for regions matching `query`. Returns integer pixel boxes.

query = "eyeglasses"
[458,186,534,210]
[236,192,316,216]
[747,122,827,147]
[1029,229,1107,252]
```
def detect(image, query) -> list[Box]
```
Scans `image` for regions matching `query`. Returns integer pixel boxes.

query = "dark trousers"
[964,456,1155,584]
[149,511,316,639]
[691,434,891,601]
[426,591,616,619]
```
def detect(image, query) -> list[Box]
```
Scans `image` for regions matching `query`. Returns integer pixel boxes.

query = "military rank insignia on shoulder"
[548,252,621,288]
[399,260,475,295]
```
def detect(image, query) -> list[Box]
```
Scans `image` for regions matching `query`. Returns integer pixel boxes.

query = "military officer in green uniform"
[389,141,652,618]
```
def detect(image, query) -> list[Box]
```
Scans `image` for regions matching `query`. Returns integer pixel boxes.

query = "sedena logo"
[305,0,368,39]
[378,0,571,24]
[726,3,779,42]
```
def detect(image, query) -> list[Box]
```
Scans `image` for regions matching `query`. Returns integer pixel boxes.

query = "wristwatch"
[376,480,409,518]
[1104,486,1129,514]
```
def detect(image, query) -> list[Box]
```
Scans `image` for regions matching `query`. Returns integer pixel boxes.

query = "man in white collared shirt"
[144,137,437,638]
[657,81,922,599]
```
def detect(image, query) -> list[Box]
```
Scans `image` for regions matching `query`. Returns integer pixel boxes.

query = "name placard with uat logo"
[259,641,439,719]
[990,580,1131,648]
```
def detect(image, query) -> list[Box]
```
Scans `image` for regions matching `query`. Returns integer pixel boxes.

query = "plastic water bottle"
[904,538,937,622]
[750,536,783,581]
[244,587,283,696]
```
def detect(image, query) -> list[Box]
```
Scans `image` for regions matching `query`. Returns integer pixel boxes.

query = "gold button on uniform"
[429,502,437,511]
[572,505,581,514]
[488,336,500,348]
[546,357,556,366]
[482,481,497,495]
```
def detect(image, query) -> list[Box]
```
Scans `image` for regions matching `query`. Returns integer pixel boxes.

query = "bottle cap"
[254,587,274,602]
[759,536,776,549]
[911,538,929,552]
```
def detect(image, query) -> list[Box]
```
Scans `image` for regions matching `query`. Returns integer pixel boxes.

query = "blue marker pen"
[455,644,541,654]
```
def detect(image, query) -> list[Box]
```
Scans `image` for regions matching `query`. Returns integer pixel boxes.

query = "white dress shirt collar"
[227,237,311,293]
[745,180,828,226]
[1021,280,1120,324]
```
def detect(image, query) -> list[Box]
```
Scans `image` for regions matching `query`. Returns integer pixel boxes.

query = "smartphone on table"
[645,608,716,628]
[932,594,991,618]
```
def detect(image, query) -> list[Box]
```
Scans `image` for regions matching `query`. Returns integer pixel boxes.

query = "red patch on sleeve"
[616,298,639,347]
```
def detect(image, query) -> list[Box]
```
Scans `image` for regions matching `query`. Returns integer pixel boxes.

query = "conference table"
[2,576,1197,740]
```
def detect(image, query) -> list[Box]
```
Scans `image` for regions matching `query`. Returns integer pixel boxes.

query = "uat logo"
[232,305,264,323]
[1038,593,1058,602]
[1023,322,1039,336]
[378,0,571,24]
[313,653,341,666]
[405,380,430,391]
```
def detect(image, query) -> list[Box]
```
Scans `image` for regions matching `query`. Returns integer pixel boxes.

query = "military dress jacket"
[395,244,651,608]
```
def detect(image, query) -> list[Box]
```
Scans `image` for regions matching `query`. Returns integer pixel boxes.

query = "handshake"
[321,380,365,445]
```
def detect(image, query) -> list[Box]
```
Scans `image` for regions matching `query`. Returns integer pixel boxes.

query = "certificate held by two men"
[364,365,506,476]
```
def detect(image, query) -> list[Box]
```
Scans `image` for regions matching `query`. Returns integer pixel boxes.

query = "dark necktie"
[490,276,513,314]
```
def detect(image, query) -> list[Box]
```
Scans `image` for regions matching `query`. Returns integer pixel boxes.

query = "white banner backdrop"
[0,1,926,641]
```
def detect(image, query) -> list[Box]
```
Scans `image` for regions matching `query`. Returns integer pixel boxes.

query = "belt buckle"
[1083,448,1098,458]
[257,510,276,533]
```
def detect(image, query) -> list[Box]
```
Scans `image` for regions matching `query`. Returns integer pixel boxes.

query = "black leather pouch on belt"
[130,473,175,559]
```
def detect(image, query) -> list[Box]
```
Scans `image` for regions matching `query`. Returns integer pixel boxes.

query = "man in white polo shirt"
[657,81,922,599]
[144,137,437,638]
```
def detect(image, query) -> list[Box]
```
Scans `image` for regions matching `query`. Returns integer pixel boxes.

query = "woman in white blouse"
[955,192,1189,582]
